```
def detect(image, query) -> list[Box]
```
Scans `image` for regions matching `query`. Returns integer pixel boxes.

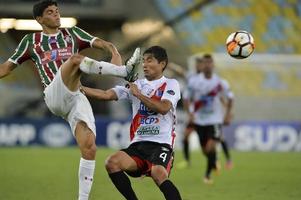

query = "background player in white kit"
[185,54,233,184]
[82,46,182,200]
[0,1,141,199]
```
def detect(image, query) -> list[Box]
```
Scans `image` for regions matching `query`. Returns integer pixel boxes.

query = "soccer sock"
[108,171,138,200]
[159,180,182,200]
[183,139,190,162]
[78,158,95,200]
[79,57,127,77]
[205,151,217,178]
[221,140,231,161]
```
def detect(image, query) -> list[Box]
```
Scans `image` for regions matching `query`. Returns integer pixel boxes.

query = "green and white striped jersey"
[9,26,96,87]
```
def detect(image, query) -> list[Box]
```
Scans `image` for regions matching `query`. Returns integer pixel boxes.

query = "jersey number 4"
[159,153,167,162]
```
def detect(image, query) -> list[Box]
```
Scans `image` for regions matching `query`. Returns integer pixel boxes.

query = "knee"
[151,167,168,186]
[69,54,83,66]
[105,154,120,173]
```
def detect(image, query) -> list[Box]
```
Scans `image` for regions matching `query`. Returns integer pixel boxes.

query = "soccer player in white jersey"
[82,46,182,200]
[185,54,233,184]
[0,1,141,199]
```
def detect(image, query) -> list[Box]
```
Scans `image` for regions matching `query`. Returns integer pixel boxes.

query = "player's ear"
[160,61,166,71]
[35,16,43,24]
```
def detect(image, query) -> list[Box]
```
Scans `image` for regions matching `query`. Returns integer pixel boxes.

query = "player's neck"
[43,27,59,35]
[204,72,212,79]
[146,74,163,81]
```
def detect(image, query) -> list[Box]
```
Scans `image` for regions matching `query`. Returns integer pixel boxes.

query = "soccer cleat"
[125,47,142,82]
[203,177,214,185]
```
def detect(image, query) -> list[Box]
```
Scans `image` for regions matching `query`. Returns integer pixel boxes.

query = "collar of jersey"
[144,76,166,85]
[42,31,60,37]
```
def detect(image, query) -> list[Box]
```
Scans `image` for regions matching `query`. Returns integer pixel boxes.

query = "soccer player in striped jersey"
[0,1,141,199]
[82,46,182,200]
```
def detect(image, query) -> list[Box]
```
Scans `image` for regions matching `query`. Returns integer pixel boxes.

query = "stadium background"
[1,0,301,199]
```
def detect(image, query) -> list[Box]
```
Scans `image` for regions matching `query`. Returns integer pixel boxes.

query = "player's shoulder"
[134,78,144,85]
[216,75,230,86]
[22,33,34,41]
[63,26,80,33]
[165,77,179,86]
[187,73,201,84]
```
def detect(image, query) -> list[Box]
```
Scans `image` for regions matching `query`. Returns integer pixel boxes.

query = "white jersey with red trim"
[113,76,181,147]
[186,73,234,125]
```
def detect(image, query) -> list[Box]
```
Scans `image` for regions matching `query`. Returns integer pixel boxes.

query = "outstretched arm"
[92,38,122,66]
[81,86,118,101]
[128,83,172,115]
[0,61,17,79]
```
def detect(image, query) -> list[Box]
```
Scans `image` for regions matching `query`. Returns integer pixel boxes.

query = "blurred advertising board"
[0,118,300,151]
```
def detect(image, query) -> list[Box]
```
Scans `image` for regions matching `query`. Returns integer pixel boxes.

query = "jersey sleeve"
[70,26,97,51]
[9,34,31,65]
[221,79,234,99]
[161,79,181,108]
[112,85,131,100]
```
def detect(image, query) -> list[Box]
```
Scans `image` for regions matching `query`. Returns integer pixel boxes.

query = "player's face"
[143,54,165,81]
[196,60,204,73]
[203,57,214,74]
[37,5,61,28]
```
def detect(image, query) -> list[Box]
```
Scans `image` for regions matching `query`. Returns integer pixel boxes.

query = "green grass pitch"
[1,147,301,200]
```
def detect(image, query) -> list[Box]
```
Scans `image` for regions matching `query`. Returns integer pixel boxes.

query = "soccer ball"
[226,30,255,59]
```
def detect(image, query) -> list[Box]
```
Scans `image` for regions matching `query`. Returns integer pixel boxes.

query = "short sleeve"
[9,34,31,65]
[161,79,181,108]
[112,85,131,100]
[70,26,97,50]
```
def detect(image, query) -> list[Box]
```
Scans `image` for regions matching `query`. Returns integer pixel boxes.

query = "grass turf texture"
[1,147,300,200]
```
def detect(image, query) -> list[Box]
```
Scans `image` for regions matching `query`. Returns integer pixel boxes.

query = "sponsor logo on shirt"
[41,47,72,65]
[139,117,159,125]
[138,103,157,116]
[137,126,160,135]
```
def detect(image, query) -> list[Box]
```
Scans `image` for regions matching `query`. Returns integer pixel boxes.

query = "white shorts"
[43,68,96,137]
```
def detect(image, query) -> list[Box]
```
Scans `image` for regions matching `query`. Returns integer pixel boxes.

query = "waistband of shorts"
[130,141,172,150]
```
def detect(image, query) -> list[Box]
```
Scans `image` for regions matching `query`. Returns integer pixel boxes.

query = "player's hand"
[128,83,140,97]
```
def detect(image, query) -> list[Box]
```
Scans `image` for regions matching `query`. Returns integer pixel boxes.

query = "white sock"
[79,57,127,77]
[78,158,95,200]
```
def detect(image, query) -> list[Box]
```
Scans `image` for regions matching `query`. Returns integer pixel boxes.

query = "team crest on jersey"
[167,90,175,95]
[64,35,72,43]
